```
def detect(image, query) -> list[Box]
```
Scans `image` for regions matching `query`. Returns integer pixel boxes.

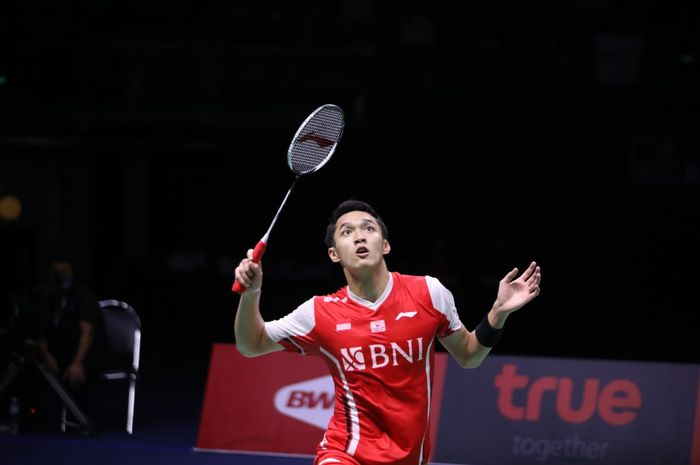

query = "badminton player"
[233,199,541,465]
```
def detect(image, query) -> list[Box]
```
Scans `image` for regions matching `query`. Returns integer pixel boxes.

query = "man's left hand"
[64,363,86,388]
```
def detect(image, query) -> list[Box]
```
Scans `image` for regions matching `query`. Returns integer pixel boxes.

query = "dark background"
[1,0,699,401]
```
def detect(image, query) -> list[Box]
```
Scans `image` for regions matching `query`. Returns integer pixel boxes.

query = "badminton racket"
[232,104,345,294]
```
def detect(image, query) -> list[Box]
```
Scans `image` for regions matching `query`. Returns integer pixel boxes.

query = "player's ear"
[328,247,341,263]
[383,239,391,256]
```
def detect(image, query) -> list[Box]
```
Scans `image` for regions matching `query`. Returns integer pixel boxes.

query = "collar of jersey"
[346,272,394,311]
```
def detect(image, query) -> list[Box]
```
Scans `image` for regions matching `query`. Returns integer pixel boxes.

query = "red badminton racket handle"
[231,240,267,294]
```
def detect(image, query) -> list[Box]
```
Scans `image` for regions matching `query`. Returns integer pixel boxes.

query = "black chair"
[99,299,141,434]
[62,299,141,434]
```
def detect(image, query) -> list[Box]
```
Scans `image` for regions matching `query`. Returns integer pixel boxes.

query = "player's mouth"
[355,246,369,258]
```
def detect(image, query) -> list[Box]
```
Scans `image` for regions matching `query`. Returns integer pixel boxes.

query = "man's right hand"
[234,248,263,292]
[44,353,59,373]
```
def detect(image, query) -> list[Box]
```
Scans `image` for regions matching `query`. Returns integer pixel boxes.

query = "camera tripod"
[0,338,93,432]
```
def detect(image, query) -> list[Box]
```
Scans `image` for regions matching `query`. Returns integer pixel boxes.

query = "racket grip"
[231,240,267,294]
[251,240,267,262]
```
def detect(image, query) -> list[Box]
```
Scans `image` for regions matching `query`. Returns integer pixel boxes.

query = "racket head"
[287,104,345,176]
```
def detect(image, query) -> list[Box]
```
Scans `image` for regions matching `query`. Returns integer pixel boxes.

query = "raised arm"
[440,261,541,368]
[233,249,283,357]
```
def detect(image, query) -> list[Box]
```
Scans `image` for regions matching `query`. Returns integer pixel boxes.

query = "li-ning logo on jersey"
[395,311,418,320]
[339,338,425,372]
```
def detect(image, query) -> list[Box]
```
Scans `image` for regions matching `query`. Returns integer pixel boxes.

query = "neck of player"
[344,263,390,302]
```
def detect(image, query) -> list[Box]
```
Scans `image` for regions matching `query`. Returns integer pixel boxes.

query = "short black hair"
[47,251,73,270]
[324,199,389,247]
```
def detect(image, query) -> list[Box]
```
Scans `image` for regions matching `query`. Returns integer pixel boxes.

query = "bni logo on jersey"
[340,338,425,372]
[273,375,335,429]
[340,347,366,371]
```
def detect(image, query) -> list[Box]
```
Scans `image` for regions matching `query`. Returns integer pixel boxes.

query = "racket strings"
[289,105,344,175]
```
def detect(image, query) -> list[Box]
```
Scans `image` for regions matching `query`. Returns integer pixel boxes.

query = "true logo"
[494,364,642,426]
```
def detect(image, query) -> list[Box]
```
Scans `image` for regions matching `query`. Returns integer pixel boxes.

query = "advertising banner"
[435,355,700,465]
[195,343,448,457]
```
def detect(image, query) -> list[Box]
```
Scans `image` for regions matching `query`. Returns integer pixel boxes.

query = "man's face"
[51,261,74,289]
[328,210,390,269]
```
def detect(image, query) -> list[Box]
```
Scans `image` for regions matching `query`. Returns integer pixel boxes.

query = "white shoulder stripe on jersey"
[285,337,306,355]
[425,276,463,332]
[318,459,342,465]
[418,337,435,465]
[264,297,316,343]
[319,347,360,456]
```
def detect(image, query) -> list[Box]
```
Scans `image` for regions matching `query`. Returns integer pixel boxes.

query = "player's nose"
[353,234,367,244]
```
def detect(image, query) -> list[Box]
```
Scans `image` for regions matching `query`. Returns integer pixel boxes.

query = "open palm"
[493,261,541,315]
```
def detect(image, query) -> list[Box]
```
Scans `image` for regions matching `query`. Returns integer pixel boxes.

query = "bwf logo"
[273,375,334,430]
[340,338,425,372]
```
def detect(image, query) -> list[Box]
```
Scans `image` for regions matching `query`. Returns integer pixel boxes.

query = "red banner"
[196,343,448,456]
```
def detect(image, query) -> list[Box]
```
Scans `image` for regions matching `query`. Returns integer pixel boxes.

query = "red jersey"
[265,272,463,465]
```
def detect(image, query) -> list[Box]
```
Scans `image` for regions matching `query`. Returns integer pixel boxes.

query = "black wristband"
[475,314,503,348]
